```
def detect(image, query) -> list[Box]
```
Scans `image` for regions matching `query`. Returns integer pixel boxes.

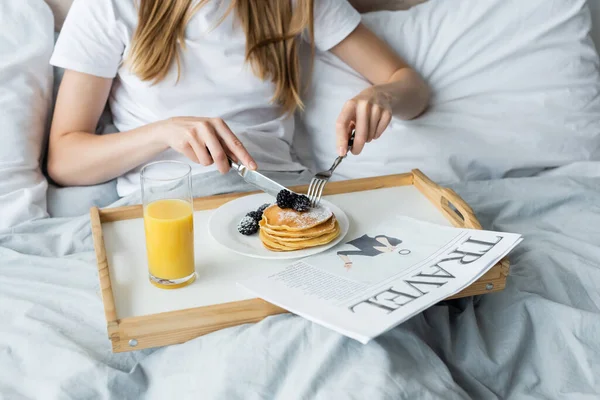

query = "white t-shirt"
[50,0,361,197]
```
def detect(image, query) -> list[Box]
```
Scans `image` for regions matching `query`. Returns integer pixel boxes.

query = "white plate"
[207,193,350,259]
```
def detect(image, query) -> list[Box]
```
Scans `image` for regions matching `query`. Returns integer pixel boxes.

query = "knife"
[227,157,290,198]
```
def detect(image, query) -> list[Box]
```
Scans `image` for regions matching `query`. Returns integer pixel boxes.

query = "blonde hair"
[127,0,315,114]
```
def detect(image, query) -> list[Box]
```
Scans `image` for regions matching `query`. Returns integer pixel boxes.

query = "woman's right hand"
[153,116,257,173]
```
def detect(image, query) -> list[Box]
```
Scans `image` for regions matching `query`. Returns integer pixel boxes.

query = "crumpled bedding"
[1,173,599,399]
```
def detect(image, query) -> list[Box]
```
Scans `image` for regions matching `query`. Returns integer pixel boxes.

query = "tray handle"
[412,169,482,230]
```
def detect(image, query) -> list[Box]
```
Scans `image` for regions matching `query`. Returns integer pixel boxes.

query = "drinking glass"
[141,161,196,289]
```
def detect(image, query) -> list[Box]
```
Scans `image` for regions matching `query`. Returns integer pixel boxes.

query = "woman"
[48,0,430,197]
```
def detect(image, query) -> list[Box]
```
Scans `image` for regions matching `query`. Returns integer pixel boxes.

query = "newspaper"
[238,216,522,344]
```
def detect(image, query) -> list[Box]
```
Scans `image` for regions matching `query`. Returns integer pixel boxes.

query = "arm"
[48,70,256,187]
[329,23,431,155]
[48,70,167,186]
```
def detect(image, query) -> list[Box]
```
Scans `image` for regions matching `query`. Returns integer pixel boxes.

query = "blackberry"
[256,203,270,214]
[292,194,311,212]
[246,210,262,223]
[237,215,259,235]
[276,190,296,209]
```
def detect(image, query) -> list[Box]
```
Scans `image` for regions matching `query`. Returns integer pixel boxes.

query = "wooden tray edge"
[90,206,121,345]
[112,299,286,352]
[412,169,481,230]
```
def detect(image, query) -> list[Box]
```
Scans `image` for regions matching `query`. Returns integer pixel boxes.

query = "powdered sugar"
[275,205,333,228]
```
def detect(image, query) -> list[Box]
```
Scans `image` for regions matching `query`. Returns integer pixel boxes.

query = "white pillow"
[0,0,54,229]
[300,0,600,183]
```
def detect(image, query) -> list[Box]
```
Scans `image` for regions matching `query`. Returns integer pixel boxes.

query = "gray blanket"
[1,173,599,399]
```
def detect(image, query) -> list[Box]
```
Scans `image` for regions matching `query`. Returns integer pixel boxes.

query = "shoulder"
[51,0,136,78]
[65,0,117,19]
[313,0,360,18]
[63,0,136,29]
[57,0,138,46]
[311,0,361,51]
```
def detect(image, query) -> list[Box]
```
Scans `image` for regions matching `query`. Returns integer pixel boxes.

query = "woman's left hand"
[335,88,393,157]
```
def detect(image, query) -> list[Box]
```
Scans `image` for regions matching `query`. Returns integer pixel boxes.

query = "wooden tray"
[90,169,509,353]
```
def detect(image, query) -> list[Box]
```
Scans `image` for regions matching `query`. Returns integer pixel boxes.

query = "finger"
[187,131,213,166]
[181,143,200,164]
[369,106,382,142]
[198,123,230,173]
[352,101,370,155]
[375,110,392,139]
[335,101,357,156]
[211,118,257,170]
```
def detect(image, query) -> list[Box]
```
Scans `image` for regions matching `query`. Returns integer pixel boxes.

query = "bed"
[1,0,599,399]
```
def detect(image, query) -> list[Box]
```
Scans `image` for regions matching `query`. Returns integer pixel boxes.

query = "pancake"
[260,224,340,251]
[262,219,338,243]
[262,204,333,232]
[259,215,337,238]
[258,203,341,252]
[259,219,341,251]
[260,239,286,252]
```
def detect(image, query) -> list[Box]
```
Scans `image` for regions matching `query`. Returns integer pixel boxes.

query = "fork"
[307,130,355,208]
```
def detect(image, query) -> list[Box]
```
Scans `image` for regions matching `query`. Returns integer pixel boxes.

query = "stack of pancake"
[259,204,340,251]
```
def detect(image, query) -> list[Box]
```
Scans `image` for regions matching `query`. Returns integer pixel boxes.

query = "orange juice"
[143,198,196,289]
